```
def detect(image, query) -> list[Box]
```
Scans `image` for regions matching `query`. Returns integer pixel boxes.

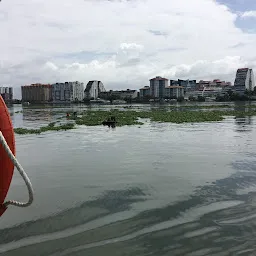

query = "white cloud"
[120,43,144,51]
[1,0,256,98]
[240,11,256,18]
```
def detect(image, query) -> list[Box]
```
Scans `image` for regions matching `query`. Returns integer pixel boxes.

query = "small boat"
[102,120,116,126]
[102,116,117,127]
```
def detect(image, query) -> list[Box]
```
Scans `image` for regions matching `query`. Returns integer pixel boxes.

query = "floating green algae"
[14,108,256,134]
[14,122,75,135]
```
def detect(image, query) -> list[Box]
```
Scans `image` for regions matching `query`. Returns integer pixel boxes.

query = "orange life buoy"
[0,95,15,216]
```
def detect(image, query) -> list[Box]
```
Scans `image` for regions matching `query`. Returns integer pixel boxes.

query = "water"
[1,103,256,255]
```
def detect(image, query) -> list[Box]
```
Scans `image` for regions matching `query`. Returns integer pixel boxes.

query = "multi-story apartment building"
[84,80,106,99]
[71,81,84,102]
[100,89,138,100]
[234,68,255,94]
[165,86,184,98]
[21,84,52,103]
[198,79,232,89]
[51,81,84,103]
[150,76,169,98]
[170,79,196,91]
[141,77,184,99]
[0,87,13,103]
[139,86,150,98]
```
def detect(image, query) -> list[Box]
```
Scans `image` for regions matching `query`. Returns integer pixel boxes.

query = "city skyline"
[1,66,254,102]
[3,74,235,100]
[1,0,256,97]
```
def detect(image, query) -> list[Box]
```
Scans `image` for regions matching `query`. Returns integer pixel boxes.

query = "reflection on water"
[1,104,256,255]
[233,102,253,133]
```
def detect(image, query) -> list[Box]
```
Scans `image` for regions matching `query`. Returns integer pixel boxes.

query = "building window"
[55,91,60,100]
[64,90,70,100]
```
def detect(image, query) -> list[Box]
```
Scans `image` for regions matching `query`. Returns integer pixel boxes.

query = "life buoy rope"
[0,131,34,208]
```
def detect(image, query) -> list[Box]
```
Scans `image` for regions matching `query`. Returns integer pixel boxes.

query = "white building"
[165,86,184,98]
[185,87,223,98]
[84,81,106,99]
[52,81,84,103]
[100,89,138,99]
[149,76,169,98]
[71,81,84,102]
[234,68,255,94]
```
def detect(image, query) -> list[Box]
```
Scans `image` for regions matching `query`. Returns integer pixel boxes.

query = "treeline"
[216,89,256,102]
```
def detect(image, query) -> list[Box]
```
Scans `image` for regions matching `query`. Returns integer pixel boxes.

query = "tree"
[177,96,184,102]
[197,96,205,102]
[106,94,120,104]
[188,96,196,101]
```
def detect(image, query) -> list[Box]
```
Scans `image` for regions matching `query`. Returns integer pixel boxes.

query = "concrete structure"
[139,86,150,98]
[198,79,232,89]
[150,76,169,98]
[21,84,52,103]
[170,79,196,91]
[234,68,255,94]
[0,87,13,103]
[100,89,138,100]
[221,85,235,95]
[165,86,184,98]
[52,81,84,103]
[71,81,84,102]
[84,81,106,100]
[186,87,223,98]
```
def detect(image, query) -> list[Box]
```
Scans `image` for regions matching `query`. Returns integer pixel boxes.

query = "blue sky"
[218,0,256,11]
[1,0,256,98]
[218,0,256,32]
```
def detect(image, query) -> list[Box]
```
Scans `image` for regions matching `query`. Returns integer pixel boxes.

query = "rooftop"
[166,86,184,89]
[150,76,168,81]
[22,84,51,87]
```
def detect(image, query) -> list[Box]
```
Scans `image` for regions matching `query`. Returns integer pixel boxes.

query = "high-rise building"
[170,79,196,91]
[198,79,232,89]
[21,84,52,103]
[0,87,13,103]
[84,81,106,99]
[234,68,255,94]
[149,76,169,98]
[51,81,84,103]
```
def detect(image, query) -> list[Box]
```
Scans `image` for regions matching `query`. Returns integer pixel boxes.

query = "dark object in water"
[102,120,116,127]
[102,116,117,128]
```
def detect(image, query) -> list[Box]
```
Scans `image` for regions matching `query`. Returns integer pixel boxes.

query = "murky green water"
[1,103,256,255]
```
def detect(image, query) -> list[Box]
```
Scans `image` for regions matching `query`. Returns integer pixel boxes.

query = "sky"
[1,0,256,98]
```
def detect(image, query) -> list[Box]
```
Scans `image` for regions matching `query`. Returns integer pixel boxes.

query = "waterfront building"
[165,86,184,98]
[71,81,84,102]
[198,79,232,89]
[100,89,138,100]
[139,86,150,98]
[21,84,52,103]
[84,81,106,100]
[52,81,84,103]
[170,79,197,91]
[150,76,169,98]
[234,68,255,94]
[0,87,13,103]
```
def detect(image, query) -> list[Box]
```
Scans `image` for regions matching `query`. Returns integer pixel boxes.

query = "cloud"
[229,43,246,48]
[148,30,168,36]
[240,11,256,18]
[1,0,256,98]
